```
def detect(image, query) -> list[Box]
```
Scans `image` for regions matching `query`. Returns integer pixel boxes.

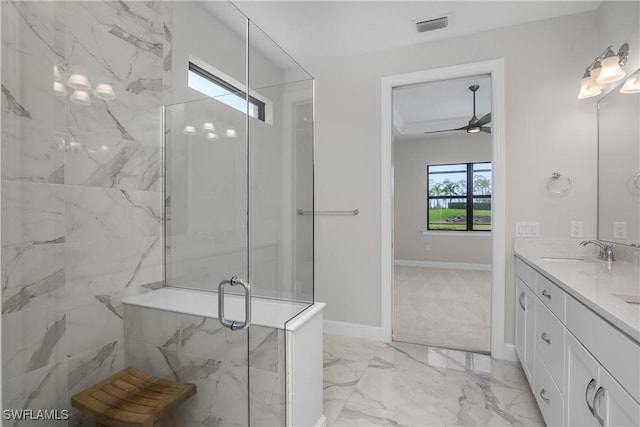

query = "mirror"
[597,86,640,246]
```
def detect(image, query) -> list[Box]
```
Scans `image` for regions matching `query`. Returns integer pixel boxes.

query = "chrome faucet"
[580,240,615,262]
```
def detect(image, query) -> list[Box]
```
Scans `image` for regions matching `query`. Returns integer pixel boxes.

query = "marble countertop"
[514,242,640,343]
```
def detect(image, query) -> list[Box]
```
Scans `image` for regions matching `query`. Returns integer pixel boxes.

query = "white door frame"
[380,59,506,359]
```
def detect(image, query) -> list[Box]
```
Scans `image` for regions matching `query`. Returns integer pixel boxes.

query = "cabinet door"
[566,333,600,427]
[598,367,640,427]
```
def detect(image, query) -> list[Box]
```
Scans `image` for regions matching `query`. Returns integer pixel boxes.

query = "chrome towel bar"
[297,209,359,216]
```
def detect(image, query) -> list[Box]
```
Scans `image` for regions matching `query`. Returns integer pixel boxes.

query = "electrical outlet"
[516,222,540,237]
[613,222,627,239]
[570,221,584,238]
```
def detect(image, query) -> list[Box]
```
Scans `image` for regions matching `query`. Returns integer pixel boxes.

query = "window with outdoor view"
[426,162,492,231]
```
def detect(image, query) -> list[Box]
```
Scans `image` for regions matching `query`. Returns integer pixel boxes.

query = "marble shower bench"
[122,288,326,427]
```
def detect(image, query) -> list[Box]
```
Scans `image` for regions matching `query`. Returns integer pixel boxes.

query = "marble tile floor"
[323,334,544,427]
[393,266,491,353]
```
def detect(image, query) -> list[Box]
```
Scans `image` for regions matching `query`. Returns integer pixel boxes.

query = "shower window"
[426,162,492,231]
[188,61,266,121]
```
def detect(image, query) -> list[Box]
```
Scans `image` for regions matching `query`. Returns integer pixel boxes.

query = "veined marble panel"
[2,361,68,427]
[249,367,285,427]
[65,236,162,291]
[1,243,65,314]
[65,128,161,192]
[1,116,65,184]
[123,305,180,350]
[124,338,180,382]
[179,314,248,365]
[1,46,66,125]
[66,186,161,243]
[2,302,65,379]
[249,325,283,373]
[67,299,126,358]
[1,181,65,246]
[66,340,124,397]
[177,353,249,427]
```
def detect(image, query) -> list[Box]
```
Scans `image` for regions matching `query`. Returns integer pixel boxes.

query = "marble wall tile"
[66,186,161,243]
[1,1,64,59]
[1,243,65,314]
[1,181,65,246]
[177,352,249,427]
[1,116,65,184]
[65,128,161,192]
[2,302,66,380]
[249,326,283,373]
[179,314,248,365]
[2,361,68,427]
[66,340,124,397]
[66,299,125,358]
[124,338,180,382]
[65,236,162,292]
[249,367,285,427]
[124,305,180,350]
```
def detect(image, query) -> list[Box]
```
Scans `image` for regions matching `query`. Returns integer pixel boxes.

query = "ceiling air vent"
[416,16,448,33]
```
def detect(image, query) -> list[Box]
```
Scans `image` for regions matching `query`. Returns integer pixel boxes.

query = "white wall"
[310,11,600,338]
[394,133,492,264]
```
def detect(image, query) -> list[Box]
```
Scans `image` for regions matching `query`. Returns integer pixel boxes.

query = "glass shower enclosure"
[162,2,314,425]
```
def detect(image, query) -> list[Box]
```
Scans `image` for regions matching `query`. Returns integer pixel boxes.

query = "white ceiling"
[233,1,602,66]
[229,1,601,140]
[393,75,491,140]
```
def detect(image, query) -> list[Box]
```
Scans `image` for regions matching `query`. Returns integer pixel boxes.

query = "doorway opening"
[381,59,507,359]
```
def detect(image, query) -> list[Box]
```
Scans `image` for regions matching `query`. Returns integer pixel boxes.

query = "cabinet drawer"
[535,354,565,426]
[536,273,566,321]
[535,299,565,392]
[566,295,640,404]
[515,257,536,289]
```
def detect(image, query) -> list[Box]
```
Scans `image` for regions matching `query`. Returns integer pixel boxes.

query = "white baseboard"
[315,415,327,427]
[323,320,384,341]
[394,259,491,271]
[503,343,518,362]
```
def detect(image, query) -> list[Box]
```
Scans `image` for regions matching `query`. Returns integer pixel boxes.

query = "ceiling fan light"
[596,55,626,84]
[467,126,481,134]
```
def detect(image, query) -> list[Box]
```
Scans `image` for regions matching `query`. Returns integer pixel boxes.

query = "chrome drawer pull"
[541,290,552,299]
[541,332,551,344]
[585,378,596,417]
[539,388,550,404]
[593,387,606,427]
[519,291,526,311]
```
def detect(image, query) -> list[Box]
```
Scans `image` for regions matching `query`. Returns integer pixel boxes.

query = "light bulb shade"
[202,122,216,132]
[578,76,601,99]
[182,125,197,135]
[53,81,67,97]
[94,83,116,100]
[66,73,92,90]
[620,70,640,94]
[207,132,218,140]
[225,128,237,138]
[69,90,91,106]
[586,67,606,90]
[466,126,481,134]
[596,55,626,84]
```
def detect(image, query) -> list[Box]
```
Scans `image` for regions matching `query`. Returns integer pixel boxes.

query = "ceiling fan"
[424,84,491,135]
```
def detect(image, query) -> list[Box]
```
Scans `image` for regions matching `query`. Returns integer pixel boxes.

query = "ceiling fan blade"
[424,126,467,135]
[481,126,491,133]
[478,112,491,126]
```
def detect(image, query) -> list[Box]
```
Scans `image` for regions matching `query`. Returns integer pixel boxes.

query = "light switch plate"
[516,222,540,237]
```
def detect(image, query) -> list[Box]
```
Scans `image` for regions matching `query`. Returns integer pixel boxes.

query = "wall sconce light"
[182,125,197,135]
[70,90,92,106]
[620,69,640,93]
[94,83,116,100]
[578,43,629,99]
[225,128,237,138]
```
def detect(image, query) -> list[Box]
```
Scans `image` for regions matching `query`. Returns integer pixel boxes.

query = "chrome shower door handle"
[218,276,252,331]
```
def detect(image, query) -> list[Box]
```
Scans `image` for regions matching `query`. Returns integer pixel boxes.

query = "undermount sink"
[613,294,640,305]
[540,256,585,262]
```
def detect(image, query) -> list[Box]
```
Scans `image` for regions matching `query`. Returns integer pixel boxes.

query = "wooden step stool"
[71,367,196,427]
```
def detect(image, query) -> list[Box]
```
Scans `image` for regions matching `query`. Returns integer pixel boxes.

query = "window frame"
[426,161,492,232]
[188,61,266,122]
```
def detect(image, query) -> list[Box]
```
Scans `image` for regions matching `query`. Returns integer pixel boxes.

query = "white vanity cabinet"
[515,256,640,427]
